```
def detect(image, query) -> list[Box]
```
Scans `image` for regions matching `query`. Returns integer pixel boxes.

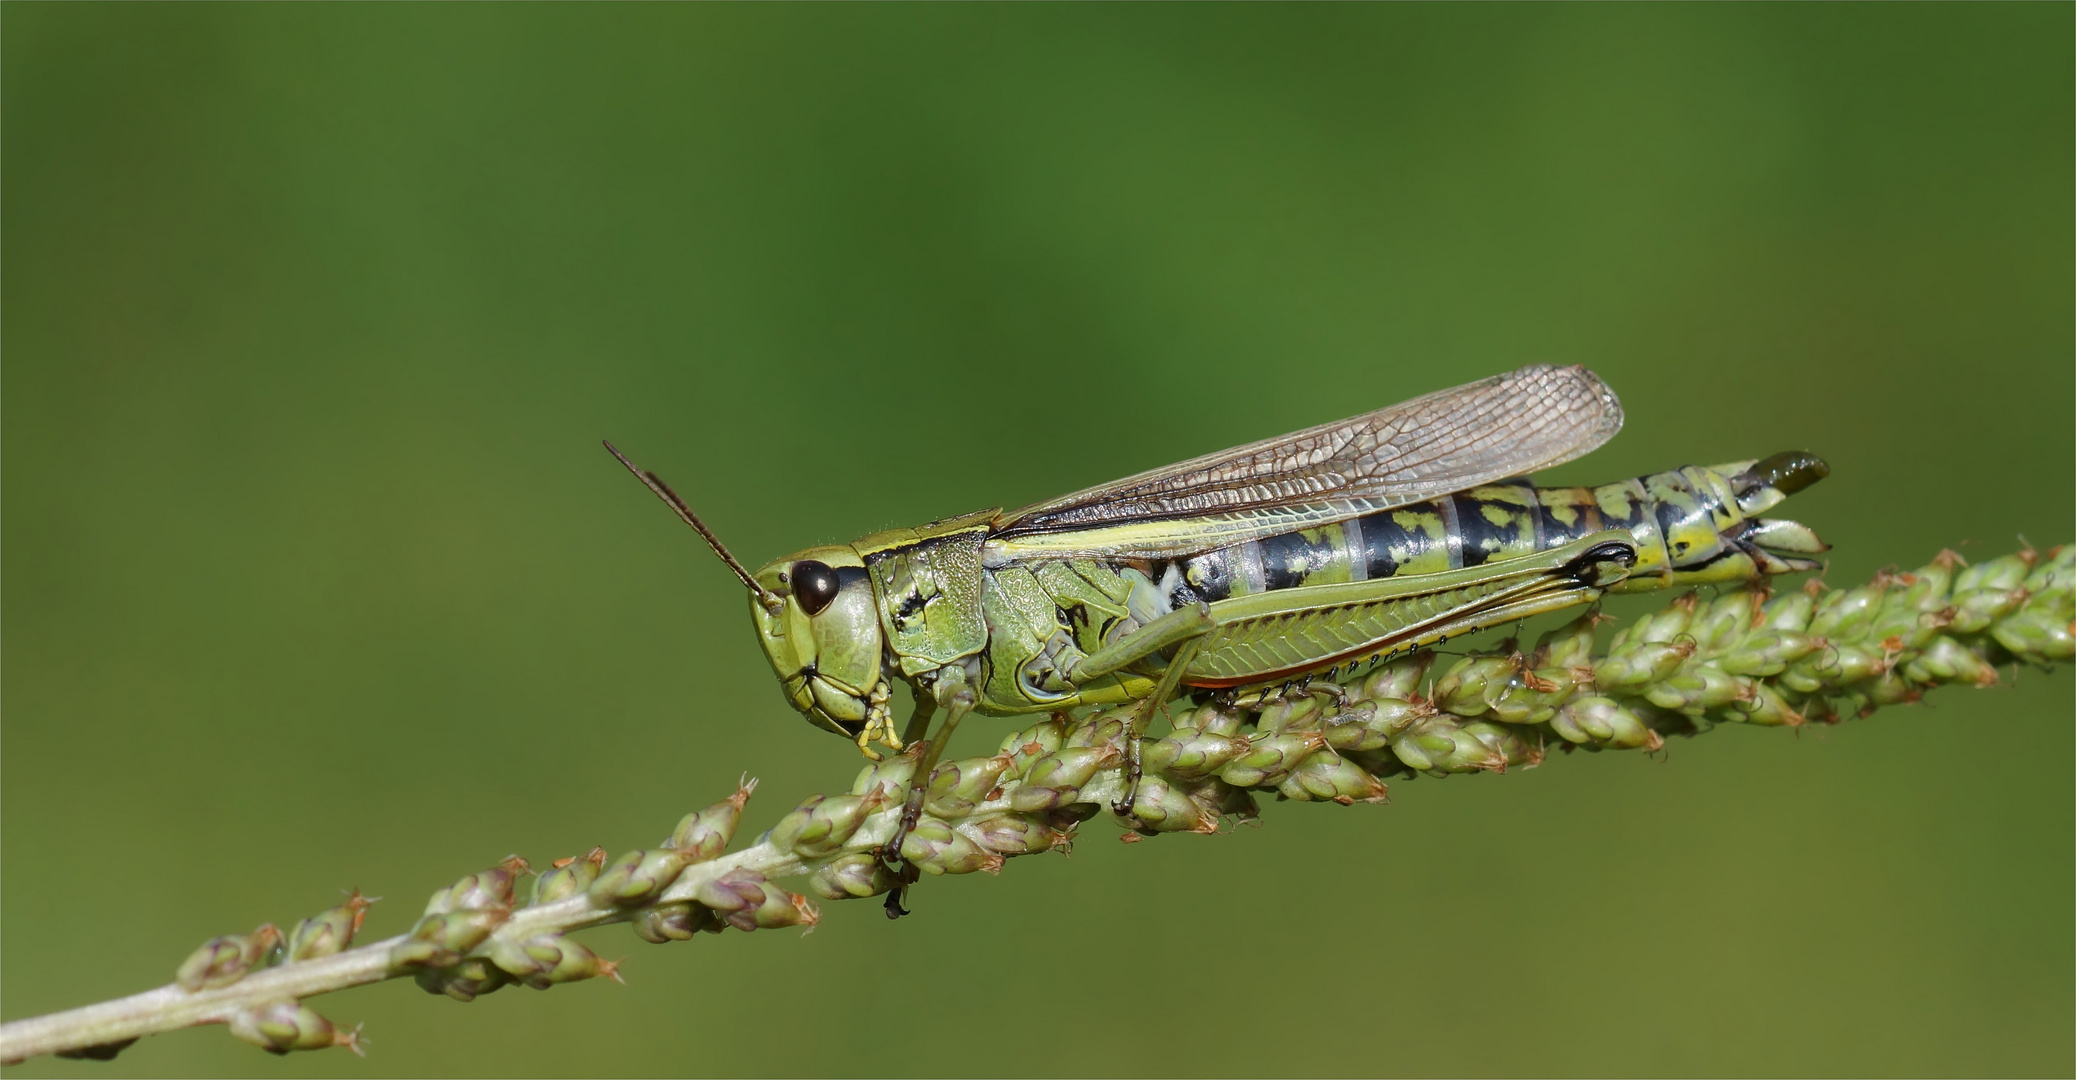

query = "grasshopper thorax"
[750,546,889,740]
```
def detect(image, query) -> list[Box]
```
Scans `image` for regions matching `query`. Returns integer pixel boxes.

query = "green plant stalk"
[2,543,2069,1065]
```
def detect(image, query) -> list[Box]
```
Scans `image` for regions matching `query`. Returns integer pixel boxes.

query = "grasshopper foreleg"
[881,668,975,919]
[899,690,936,748]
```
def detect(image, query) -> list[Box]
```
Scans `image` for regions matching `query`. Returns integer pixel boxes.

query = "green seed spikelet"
[6,544,2065,1067]
[174,924,282,992]
[226,1001,362,1056]
[666,779,756,861]
[532,847,608,906]
[285,890,375,962]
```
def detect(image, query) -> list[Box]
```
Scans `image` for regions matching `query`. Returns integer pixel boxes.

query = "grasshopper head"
[750,546,887,739]
[601,441,890,743]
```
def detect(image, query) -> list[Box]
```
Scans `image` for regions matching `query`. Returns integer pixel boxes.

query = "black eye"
[791,560,841,616]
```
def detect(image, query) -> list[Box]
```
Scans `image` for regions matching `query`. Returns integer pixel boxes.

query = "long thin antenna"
[602,440,782,613]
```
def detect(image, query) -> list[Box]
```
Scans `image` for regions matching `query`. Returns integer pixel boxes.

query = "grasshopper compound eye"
[790,560,841,616]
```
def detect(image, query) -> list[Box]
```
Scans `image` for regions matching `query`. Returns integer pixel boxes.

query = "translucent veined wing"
[984,365,1623,563]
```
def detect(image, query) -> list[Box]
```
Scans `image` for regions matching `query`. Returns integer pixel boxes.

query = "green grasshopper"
[608,365,1827,906]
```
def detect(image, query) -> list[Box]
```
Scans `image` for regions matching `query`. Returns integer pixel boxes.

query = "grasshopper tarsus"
[879,860,919,919]
[1111,739,1145,820]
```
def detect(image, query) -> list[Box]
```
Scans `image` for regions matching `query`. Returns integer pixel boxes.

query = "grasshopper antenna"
[602,440,783,614]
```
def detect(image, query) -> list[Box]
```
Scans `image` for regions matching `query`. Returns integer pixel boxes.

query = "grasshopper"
[608,365,1827,911]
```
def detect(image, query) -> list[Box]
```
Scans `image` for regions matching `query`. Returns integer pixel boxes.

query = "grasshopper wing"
[986,364,1622,562]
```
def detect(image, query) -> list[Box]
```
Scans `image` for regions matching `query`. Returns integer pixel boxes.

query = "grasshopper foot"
[877,855,920,919]
[874,785,929,919]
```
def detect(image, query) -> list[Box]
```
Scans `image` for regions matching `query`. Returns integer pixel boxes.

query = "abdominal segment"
[1162,459,1826,628]
[1168,478,1670,606]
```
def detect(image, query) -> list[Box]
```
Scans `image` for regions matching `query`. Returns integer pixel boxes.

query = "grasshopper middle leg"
[1063,603,1219,819]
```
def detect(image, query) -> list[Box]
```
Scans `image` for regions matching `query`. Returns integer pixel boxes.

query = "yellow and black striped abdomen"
[1170,462,1823,607]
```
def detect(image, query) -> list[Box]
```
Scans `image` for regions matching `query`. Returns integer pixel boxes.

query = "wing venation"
[987,365,1622,559]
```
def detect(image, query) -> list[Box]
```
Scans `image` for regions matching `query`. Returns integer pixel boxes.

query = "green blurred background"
[4,5,2071,1077]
